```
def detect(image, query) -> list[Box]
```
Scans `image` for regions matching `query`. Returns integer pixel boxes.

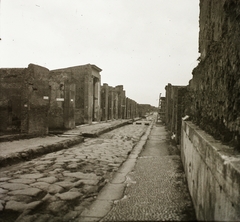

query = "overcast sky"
[0,0,200,106]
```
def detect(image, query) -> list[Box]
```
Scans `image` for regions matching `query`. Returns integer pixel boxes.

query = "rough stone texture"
[187,0,240,148]
[0,68,24,132]
[165,84,187,144]
[48,69,76,129]
[0,64,50,135]
[181,120,240,221]
[50,64,102,126]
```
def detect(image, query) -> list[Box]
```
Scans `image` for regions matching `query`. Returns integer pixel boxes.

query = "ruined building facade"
[0,63,154,135]
[0,64,50,135]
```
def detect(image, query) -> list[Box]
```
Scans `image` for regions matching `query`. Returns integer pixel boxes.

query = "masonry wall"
[101,83,109,121]
[0,68,25,132]
[21,64,50,135]
[0,64,50,135]
[187,0,240,148]
[181,120,240,221]
[48,69,75,130]
[165,84,187,144]
[51,64,101,125]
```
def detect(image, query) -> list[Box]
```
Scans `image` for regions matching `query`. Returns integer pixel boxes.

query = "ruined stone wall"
[0,64,50,135]
[101,83,109,121]
[188,0,240,148]
[165,84,187,144]
[181,120,240,221]
[21,64,50,135]
[0,68,25,132]
[115,85,125,119]
[49,69,76,130]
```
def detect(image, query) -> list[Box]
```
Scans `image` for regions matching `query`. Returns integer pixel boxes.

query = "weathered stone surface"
[31,181,50,191]
[55,181,75,189]
[0,177,10,182]
[8,187,42,196]
[78,179,99,186]
[0,183,29,191]
[8,178,35,184]
[63,172,99,180]
[19,173,44,179]
[47,201,68,213]
[37,176,57,184]
[47,184,64,194]
[181,121,240,221]
[56,191,82,200]
[186,0,240,149]
[63,210,79,221]
[5,200,26,212]
[0,187,8,194]
[0,200,4,211]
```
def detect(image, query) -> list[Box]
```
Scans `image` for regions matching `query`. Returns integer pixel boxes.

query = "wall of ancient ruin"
[0,64,50,135]
[0,68,25,132]
[165,84,187,144]
[181,120,240,221]
[188,0,240,148]
[49,69,76,129]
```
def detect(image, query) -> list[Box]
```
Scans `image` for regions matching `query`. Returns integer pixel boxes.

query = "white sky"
[0,0,200,106]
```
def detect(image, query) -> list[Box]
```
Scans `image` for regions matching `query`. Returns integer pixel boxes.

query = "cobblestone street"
[0,123,148,222]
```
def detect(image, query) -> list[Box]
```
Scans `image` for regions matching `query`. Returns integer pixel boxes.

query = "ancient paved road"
[0,123,148,222]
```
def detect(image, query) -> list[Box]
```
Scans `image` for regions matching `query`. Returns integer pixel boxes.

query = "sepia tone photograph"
[0,0,239,221]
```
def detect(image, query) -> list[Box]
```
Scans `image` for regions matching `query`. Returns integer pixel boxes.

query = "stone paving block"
[31,181,50,191]
[19,173,44,179]
[78,179,99,186]
[37,176,58,184]
[63,172,99,180]
[56,191,82,200]
[8,178,35,184]
[0,177,10,182]
[48,184,64,194]
[55,181,75,189]
[8,187,42,196]
[5,200,27,212]
[47,201,68,213]
[0,183,29,191]
[0,187,8,194]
